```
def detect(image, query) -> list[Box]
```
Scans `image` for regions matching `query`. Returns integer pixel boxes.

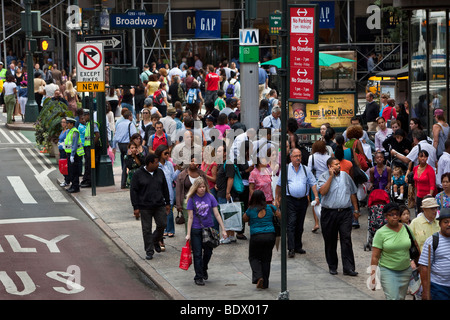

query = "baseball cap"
[437,208,450,220]
[144,97,153,106]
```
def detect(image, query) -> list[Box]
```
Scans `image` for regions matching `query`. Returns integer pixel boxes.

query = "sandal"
[312,226,319,233]
[168,233,174,238]
[159,241,166,252]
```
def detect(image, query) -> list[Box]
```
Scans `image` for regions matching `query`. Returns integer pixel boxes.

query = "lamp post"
[24,0,39,123]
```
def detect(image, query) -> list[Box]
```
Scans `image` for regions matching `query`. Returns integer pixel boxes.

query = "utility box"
[109,67,139,86]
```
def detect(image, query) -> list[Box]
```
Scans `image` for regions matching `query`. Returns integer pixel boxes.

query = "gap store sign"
[195,11,221,38]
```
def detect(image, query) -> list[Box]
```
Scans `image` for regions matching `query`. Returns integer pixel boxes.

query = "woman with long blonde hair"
[185,177,227,286]
[64,80,79,114]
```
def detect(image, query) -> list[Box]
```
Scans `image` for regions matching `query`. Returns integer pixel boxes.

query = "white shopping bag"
[219,199,243,231]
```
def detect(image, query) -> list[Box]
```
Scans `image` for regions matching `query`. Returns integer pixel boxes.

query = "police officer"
[80,109,100,188]
[64,117,85,193]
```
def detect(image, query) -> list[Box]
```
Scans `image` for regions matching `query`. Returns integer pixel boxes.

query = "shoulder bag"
[194,199,220,248]
[404,223,420,262]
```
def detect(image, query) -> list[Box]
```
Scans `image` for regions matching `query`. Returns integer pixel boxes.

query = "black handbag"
[194,202,220,248]
[404,224,420,261]
[202,227,220,248]
[269,205,281,237]
[175,212,185,224]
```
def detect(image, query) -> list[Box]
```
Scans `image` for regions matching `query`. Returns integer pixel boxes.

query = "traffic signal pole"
[24,0,39,123]
[92,0,114,187]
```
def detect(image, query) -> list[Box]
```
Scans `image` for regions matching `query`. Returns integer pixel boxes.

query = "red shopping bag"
[59,158,68,175]
[179,240,192,270]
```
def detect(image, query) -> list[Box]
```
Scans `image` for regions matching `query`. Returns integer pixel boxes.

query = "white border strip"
[0,216,78,225]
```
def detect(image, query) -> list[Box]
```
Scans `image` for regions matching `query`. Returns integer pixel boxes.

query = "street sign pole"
[94,1,114,187]
[278,0,289,301]
[23,0,39,123]
[89,92,96,196]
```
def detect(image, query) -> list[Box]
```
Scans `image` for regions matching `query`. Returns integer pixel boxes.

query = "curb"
[65,181,186,300]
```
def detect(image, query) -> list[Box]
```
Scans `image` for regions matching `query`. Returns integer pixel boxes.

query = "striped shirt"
[419,233,450,287]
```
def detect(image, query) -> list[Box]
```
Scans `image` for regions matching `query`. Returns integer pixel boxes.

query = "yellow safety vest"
[64,127,85,156]
[0,69,6,82]
[84,121,100,147]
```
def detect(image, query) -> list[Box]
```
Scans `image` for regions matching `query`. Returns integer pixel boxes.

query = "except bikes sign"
[288,4,319,104]
[76,42,105,92]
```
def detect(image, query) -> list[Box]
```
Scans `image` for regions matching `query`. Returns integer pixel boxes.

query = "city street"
[1,113,392,301]
[0,112,167,300]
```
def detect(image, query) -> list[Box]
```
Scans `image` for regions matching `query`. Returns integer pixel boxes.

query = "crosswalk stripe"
[35,173,69,203]
[7,176,38,204]
[0,128,14,143]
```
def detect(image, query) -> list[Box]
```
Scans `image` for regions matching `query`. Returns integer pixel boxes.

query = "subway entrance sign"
[76,42,105,92]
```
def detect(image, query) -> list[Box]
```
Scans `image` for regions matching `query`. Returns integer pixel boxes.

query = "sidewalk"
[67,166,385,301]
[9,120,384,300]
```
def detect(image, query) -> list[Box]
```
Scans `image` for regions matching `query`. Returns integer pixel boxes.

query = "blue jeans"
[165,204,175,234]
[379,266,411,300]
[431,282,450,300]
[190,228,213,281]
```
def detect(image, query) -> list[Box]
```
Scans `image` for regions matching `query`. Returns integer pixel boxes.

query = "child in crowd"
[124,141,145,190]
[392,166,406,200]
[399,205,411,225]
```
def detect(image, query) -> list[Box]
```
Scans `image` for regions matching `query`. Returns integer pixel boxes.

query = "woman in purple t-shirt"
[186,177,227,286]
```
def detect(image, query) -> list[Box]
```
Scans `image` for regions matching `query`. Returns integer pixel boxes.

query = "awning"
[376,67,409,78]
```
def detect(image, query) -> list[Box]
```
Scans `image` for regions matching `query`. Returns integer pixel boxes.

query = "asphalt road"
[0,113,167,300]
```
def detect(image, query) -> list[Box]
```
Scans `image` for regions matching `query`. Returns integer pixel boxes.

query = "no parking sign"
[76,42,105,92]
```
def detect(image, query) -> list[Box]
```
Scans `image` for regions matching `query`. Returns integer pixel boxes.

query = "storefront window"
[428,11,447,128]
[410,10,428,129]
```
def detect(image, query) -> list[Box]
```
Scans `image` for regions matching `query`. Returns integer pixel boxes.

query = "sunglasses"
[386,212,400,217]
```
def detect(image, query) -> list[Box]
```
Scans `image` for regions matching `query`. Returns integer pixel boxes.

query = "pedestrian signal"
[40,38,55,52]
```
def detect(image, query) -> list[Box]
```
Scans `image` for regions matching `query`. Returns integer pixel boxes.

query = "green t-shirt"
[372,224,412,271]
[214,97,225,111]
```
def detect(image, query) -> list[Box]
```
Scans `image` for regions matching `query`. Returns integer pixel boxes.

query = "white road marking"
[7,176,38,204]
[0,216,78,225]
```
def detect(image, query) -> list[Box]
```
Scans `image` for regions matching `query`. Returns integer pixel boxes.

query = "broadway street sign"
[110,10,164,29]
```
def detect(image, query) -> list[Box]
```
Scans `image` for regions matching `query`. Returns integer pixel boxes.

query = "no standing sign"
[288,4,319,104]
[76,42,105,92]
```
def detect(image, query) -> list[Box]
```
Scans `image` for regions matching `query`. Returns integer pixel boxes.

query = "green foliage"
[34,98,73,151]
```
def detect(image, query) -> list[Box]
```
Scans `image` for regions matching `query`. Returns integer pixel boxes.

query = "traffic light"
[40,38,55,52]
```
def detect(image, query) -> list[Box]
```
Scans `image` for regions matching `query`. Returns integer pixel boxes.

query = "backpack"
[224,162,244,194]
[153,89,164,106]
[225,79,236,99]
[187,88,198,105]
[177,84,185,104]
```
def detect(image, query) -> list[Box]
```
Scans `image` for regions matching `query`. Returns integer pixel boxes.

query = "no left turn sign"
[76,42,105,92]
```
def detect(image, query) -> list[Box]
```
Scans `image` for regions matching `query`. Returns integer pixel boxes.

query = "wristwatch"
[354,210,360,214]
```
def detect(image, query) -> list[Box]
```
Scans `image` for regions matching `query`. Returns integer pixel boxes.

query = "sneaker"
[60,181,68,187]
[195,278,205,286]
[229,235,237,242]
[220,237,231,244]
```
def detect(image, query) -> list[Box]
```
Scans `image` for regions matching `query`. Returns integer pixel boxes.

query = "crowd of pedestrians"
[25,51,448,298]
